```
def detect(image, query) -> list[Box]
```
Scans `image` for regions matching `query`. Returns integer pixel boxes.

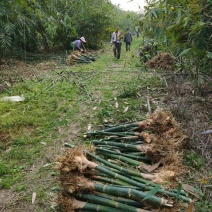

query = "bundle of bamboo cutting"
[67,51,96,65]
[55,110,194,211]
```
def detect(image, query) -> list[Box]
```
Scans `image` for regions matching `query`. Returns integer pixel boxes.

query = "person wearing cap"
[111,26,122,59]
[124,28,132,51]
[70,37,86,52]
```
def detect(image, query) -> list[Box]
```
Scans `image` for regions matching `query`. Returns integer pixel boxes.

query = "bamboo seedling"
[95,193,146,208]
[96,148,150,161]
[61,175,173,208]
[90,140,148,153]
[58,195,125,212]
[61,146,192,203]
[97,151,151,168]
[91,175,125,186]
[73,193,151,212]
[85,151,192,202]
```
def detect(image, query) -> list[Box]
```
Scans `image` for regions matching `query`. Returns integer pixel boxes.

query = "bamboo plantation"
[0,0,211,212]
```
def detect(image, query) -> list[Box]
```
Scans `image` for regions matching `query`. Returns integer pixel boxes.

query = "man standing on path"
[111,26,122,59]
[124,28,132,51]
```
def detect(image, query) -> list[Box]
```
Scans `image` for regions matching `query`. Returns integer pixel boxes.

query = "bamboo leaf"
[115,102,119,108]
[142,185,160,201]
[123,106,129,113]
[182,184,201,198]
[206,51,212,59]
[176,8,181,24]
[147,160,161,172]
[179,48,192,57]
[32,192,36,204]
[152,9,157,18]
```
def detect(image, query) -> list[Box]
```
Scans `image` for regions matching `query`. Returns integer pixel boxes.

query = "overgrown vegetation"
[140,0,212,87]
[0,0,139,54]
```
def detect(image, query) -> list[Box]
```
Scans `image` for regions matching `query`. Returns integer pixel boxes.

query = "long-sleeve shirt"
[72,40,82,49]
[111,31,122,43]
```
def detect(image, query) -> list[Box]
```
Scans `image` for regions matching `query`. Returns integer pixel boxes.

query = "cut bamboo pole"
[73,193,151,212]
[87,122,145,133]
[90,140,147,152]
[63,144,191,202]
[95,193,145,208]
[97,151,151,166]
[96,148,149,161]
[85,151,192,203]
[91,176,124,186]
[87,131,143,137]
[60,196,125,212]
[66,180,173,208]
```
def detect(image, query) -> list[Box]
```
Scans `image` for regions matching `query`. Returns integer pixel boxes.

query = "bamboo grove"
[54,110,198,211]
[141,0,212,84]
[0,0,138,54]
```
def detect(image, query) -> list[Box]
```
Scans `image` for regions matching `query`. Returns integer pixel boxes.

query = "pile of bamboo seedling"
[67,51,96,65]
[55,110,193,211]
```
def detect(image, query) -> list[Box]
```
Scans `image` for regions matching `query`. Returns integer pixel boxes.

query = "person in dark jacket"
[124,28,132,51]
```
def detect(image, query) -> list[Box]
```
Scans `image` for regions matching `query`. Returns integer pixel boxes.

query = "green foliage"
[195,196,212,212]
[0,0,143,54]
[185,150,206,170]
[0,161,7,176]
[142,0,212,86]
[0,0,117,53]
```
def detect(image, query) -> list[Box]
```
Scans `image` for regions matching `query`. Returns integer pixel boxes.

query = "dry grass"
[145,52,175,70]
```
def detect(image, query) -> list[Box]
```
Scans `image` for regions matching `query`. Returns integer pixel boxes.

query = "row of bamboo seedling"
[55,111,194,211]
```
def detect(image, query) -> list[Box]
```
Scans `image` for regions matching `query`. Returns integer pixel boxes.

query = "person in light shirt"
[70,37,86,52]
[111,26,122,59]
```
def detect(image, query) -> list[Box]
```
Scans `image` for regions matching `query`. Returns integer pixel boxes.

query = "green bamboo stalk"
[95,165,192,202]
[95,193,145,208]
[96,168,187,197]
[73,193,149,212]
[87,131,141,137]
[64,143,191,202]
[90,122,142,133]
[85,151,192,203]
[102,135,141,141]
[90,182,172,207]
[96,148,149,161]
[91,176,125,186]
[96,168,157,188]
[126,152,145,156]
[172,189,188,197]
[98,151,150,165]
[90,140,145,152]
[95,165,151,191]
[61,194,125,211]
[79,201,125,212]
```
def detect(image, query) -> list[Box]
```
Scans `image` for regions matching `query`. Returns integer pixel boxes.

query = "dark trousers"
[113,42,121,59]
[125,42,131,51]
